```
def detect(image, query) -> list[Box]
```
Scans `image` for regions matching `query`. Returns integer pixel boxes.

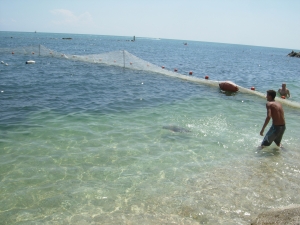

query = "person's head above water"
[267,90,276,100]
[282,83,287,89]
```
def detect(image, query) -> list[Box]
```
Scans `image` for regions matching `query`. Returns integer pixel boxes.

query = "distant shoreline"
[1,30,299,50]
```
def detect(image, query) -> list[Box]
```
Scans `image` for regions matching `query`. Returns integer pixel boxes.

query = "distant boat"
[26,60,35,64]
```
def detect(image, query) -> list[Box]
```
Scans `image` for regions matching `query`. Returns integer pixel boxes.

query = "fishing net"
[3,45,221,87]
[1,45,300,109]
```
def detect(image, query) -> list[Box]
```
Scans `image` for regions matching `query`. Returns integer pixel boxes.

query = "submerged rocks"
[287,50,300,58]
[251,204,300,225]
[162,125,191,133]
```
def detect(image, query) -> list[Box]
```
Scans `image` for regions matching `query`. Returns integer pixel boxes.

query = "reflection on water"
[1,32,300,224]
[1,96,300,224]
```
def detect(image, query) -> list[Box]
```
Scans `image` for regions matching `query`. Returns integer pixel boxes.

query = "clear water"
[1,31,300,224]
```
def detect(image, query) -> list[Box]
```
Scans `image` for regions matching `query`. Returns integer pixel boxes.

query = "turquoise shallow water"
[1,31,300,224]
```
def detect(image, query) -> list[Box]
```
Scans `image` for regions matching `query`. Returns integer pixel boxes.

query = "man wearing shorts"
[260,90,286,147]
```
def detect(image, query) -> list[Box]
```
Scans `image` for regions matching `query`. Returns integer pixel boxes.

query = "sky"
[0,0,299,50]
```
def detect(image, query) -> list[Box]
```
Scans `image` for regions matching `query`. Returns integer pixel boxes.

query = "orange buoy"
[281,96,286,99]
[174,68,178,72]
[205,75,209,79]
[189,71,193,75]
[219,81,239,92]
[251,87,255,91]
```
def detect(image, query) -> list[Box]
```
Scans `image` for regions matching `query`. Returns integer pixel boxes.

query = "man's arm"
[260,104,272,136]
[287,89,291,98]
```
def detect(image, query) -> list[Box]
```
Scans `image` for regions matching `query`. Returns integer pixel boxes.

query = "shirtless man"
[260,90,286,147]
[278,83,291,98]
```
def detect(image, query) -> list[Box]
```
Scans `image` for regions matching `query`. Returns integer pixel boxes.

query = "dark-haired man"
[260,90,286,148]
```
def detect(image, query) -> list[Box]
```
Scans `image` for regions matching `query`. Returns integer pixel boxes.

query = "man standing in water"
[260,90,286,148]
[278,83,291,98]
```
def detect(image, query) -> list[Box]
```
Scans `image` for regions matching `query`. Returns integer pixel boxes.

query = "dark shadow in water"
[162,125,191,133]
[161,125,192,142]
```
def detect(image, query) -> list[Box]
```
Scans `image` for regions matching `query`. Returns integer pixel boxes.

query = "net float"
[219,81,239,92]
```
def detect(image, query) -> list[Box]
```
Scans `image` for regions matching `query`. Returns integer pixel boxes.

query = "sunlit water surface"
[1,31,300,224]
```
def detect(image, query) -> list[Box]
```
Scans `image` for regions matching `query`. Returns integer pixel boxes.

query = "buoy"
[205,75,209,79]
[32,52,34,54]
[189,71,193,75]
[174,68,178,72]
[1,61,4,64]
[130,62,132,65]
[5,63,8,66]
[162,66,165,69]
[26,60,35,64]
[12,52,14,54]
[281,96,286,99]
[251,87,255,91]
[219,81,239,92]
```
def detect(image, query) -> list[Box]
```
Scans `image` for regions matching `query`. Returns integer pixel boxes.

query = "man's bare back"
[267,101,285,126]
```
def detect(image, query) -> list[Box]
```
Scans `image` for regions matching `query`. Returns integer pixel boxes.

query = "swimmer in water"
[278,83,291,98]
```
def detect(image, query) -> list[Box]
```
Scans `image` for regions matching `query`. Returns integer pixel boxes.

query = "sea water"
[0,31,300,224]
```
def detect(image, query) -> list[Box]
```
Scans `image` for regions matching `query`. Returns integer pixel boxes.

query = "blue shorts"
[261,124,286,146]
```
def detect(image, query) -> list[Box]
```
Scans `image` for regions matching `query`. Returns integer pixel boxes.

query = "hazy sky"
[0,0,299,49]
